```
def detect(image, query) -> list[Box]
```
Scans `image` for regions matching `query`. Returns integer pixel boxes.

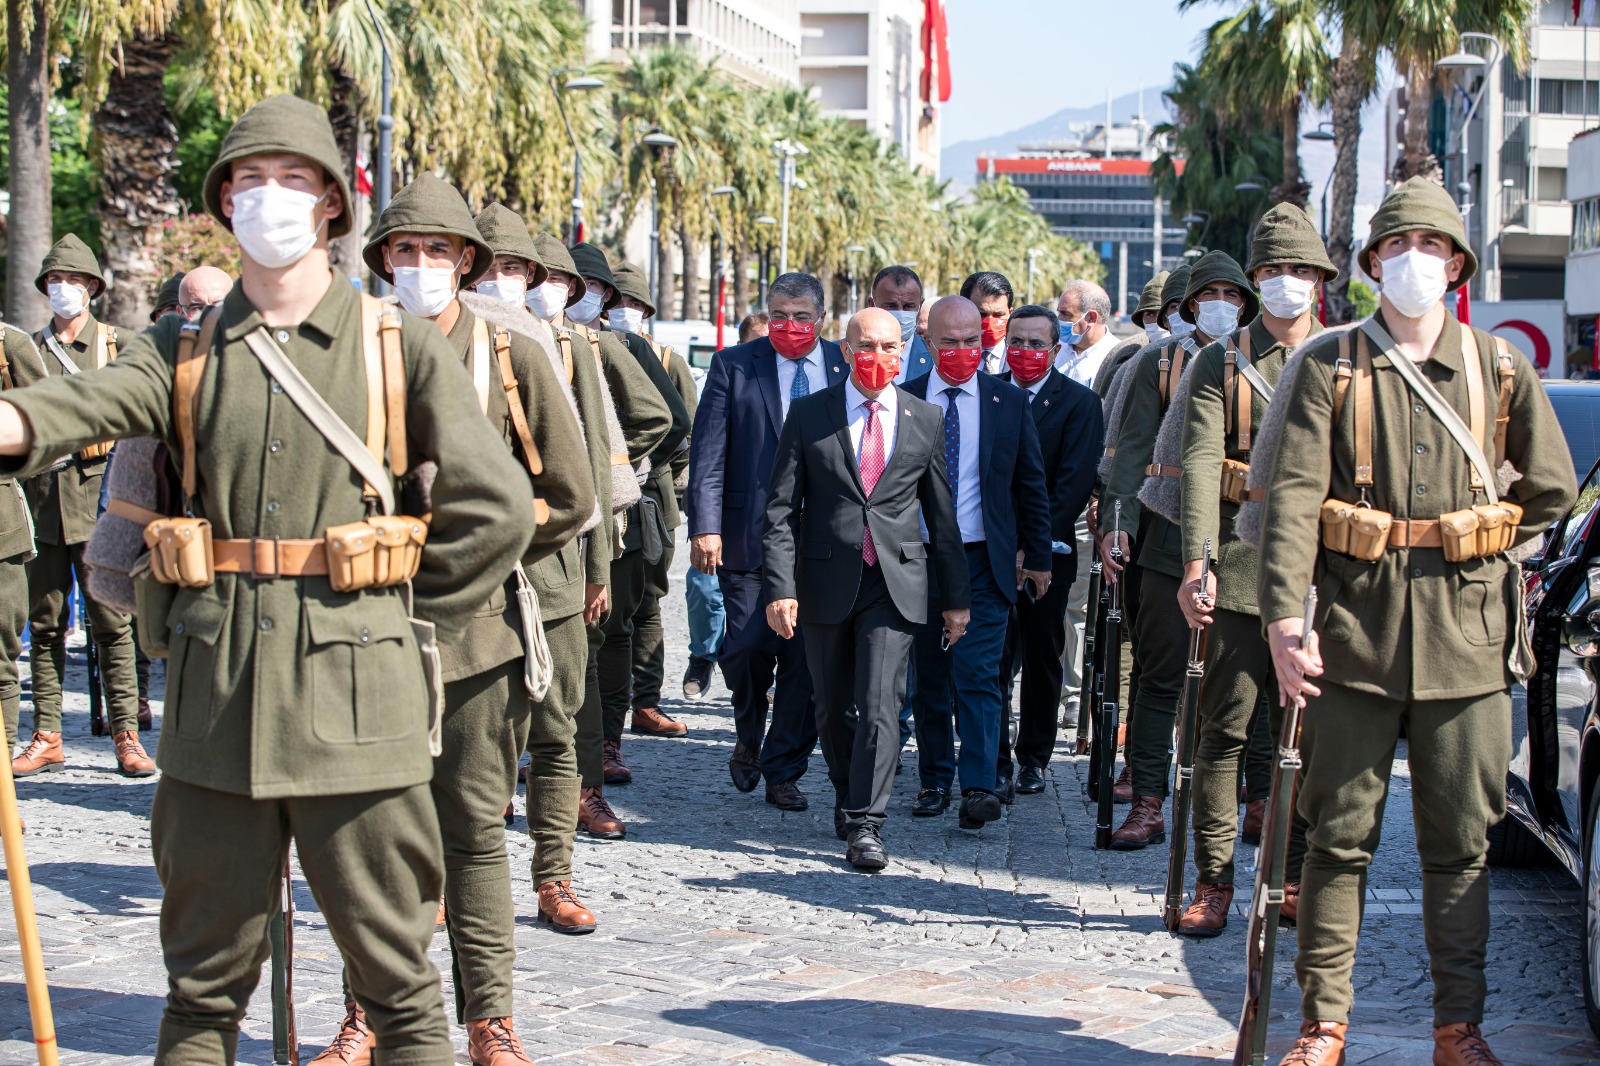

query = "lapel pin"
[992,395,1000,404]
[1043,399,1051,407]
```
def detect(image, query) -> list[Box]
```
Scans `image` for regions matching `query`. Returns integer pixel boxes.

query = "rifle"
[1093,502,1125,849]
[1074,557,1102,755]
[84,605,104,738]
[269,855,298,1065]
[1163,540,1212,931]
[1235,585,1317,1066]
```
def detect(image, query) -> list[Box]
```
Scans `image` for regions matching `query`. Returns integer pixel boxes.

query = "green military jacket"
[617,330,690,553]
[1,276,535,797]
[1104,336,1211,579]
[26,315,135,545]
[663,345,698,512]
[0,327,46,561]
[1180,317,1321,615]
[1258,310,1577,701]
[436,306,594,683]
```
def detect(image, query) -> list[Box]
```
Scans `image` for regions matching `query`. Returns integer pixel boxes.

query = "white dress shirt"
[844,379,899,470]
[776,342,825,422]
[929,369,984,543]
[1056,328,1119,387]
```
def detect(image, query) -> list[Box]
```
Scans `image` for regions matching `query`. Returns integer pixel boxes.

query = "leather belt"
[1144,464,1183,478]
[1243,488,1267,502]
[1387,519,1441,549]
[213,538,329,578]
[963,541,987,551]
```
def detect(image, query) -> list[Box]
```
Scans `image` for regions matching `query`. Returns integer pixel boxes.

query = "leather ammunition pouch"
[1320,499,1392,562]
[325,515,428,593]
[1438,501,1524,563]
[1220,459,1251,505]
[143,517,215,588]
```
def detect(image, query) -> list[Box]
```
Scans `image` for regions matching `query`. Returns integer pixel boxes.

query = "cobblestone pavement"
[1,559,1595,1064]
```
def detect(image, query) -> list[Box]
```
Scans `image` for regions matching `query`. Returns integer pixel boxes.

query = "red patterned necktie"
[859,399,885,565]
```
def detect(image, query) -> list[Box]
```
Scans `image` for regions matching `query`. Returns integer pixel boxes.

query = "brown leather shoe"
[114,730,156,777]
[601,740,631,785]
[536,880,597,935]
[1432,1022,1503,1066]
[1280,879,1301,925]
[630,705,686,737]
[308,998,374,1065]
[1109,795,1166,849]
[1281,1021,1347,1065]
[1112,763,1134,804]
[466,1017,534,1065]
[765,778,808,811]
[436,897,446,926]
[578,787,625,839]
[1177,881,1234,937]
[1241,798,1266,846]
[12,731,63,777]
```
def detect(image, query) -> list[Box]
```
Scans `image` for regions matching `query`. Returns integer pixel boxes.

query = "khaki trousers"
[525,610,587,885]
[27,539,139,734]
[0,554,27,745]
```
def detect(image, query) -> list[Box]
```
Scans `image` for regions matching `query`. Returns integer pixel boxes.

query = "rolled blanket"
[1136,352,1203,524]
[1233,346,1314,550]
[1097,347,1153,483]
[84,437,178,615]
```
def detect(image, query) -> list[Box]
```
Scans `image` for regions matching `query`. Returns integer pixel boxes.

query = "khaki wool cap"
[202,94,354,239]
[1247,202,1339,281]
[1179,250,1259,326]
[567,243,622,312]
[1132,271,1169,328]
[474,204,549,288]
[362,172,493,288]
[1156,264,1192,330]
[35,234,106,297]
[151,272,186,322]
[611,262,656,318]
[1358,175,1477,291]
[532,234,585,308]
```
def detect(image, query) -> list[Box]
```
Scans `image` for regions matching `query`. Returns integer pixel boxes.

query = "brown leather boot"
[630,706,686,737]
[467,1017,534,1065]
[1177,881,1234,937]
[308,998,374,1065]
[12,731,63,777]
[578,787,625,839]
[137,697,153,731]
[536,881,597,935]
[1280,880,1301,925]
[1281,1021,1347,1065]
[114,731,156,777]
[1432,1022,1503,1066]
[601,740,631,785]
[1241,798,1266,846]
[1112,763,1133,804]
[1109,796,1166,850]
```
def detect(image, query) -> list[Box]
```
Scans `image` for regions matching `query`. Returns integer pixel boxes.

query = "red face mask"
[936,347,983,386]
[769,319,816,359]
[980,315,1008,350]
[852,348,900,392]
[1006,345,1051,386]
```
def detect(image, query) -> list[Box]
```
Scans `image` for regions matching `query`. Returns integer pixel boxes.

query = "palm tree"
[1321,0,1390,322]
[6,0,53,325]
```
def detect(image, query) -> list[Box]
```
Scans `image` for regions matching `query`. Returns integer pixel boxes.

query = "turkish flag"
[921,0,951,104]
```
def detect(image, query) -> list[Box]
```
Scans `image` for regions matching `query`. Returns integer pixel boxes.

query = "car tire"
[1584,786,1600,1041]
[1486,812,1556,868]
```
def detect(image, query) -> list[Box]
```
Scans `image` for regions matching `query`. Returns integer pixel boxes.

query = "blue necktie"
[943,386,961,508]
[790,358,811,401]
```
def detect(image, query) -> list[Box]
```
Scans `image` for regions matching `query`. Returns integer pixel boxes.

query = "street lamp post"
[552,68,603,245]
[1302,121,1337,243]
[364,0,394,295]
[755,215,778,306]
[847,244,867,315]
[641,130,678,314]
[1437,31,1504,303]
[709,186,736,349]
[1025,248,1040,304]
[1180,210,1211,253]
[773,139,807,275]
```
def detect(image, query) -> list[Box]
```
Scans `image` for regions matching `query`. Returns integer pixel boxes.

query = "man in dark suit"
[904,296,1054,829]
[995,305,1103,797]
[762,308,972,868]
[687,272,844,810]
[866,265,933,382]
[959,271,1015,376]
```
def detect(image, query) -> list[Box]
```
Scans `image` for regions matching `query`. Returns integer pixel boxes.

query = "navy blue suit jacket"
[904,370,1053,603]
[1000,367,1103,549]
[900,335,933,383]
[686,336,848,571]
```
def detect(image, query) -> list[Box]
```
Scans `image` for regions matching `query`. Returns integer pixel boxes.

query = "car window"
[1545,389,1600,480]
[1555,456,1600,560]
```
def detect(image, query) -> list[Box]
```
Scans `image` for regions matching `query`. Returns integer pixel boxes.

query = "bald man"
[762,308,971,868]
[176,265,233,320]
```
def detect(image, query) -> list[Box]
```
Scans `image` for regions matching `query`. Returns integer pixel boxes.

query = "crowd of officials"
[0,95,1573,1066]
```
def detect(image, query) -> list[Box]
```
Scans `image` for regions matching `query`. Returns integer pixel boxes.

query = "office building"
[581,0,802,89]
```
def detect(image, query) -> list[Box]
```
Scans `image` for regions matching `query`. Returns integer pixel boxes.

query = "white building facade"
[582,0,802,88]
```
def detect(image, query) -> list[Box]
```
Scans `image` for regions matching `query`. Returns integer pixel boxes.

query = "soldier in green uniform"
[15,233,152,778]
[152,274,186,322]
[1259,178,1577,1066]
[0,326,45,751]
[525,236,672,838]
[565,244,690,787]
[1173,204,1333,936]
[472,206,614,936]
[0,94,537,1066]
[1101,251,1253,848]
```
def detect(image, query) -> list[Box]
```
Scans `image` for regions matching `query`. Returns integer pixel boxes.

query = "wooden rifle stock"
[270,854,298,1065]
[1074,559,1102,755]
[85,608,104,738]
[0,731,59,1065]
[1163,540,1212,930]
[1093,503,1125,849]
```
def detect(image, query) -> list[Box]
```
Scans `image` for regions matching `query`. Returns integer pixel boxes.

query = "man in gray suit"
[762,308,971,869]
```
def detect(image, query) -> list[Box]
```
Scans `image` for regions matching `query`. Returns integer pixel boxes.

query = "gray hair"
[767,272,824,314]
[1060,279,1111,321]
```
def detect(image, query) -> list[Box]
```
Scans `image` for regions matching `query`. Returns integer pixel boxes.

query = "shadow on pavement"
[0,979,276,1061]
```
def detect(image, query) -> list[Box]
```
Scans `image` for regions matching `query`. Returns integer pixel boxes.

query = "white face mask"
[569,290,605,325]
[391,256,463,319]
[1378,248,1450,320]
[230,185,327,269]
[887,308,919,343]
[476,277,526,306]
[1143,323,1168,343]
[1193,299,1241,340]
[47,281,88,320]
[525,280,570,321]
[1168,317,1195,339]
[608,306,645,335]
[1258,274,1318,320]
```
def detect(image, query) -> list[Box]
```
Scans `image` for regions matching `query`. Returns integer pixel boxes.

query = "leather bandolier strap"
[1157,339,1188,415]
[562,325,629,467]
[1223,329,1255,453]
[489,324,550,526]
